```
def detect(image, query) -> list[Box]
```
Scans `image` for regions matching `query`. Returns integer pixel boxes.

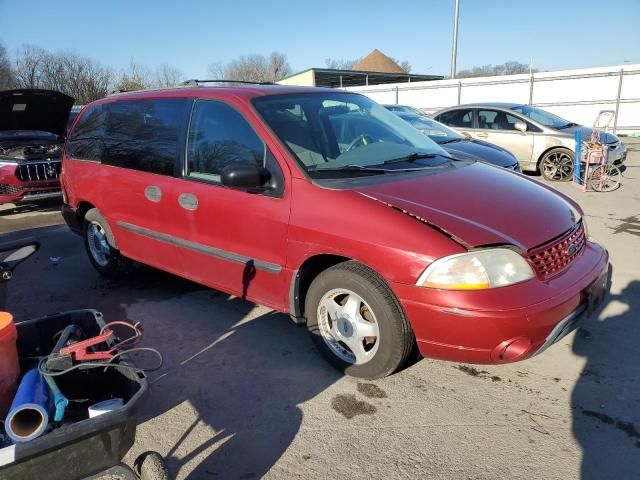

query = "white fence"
[346,64,640,135]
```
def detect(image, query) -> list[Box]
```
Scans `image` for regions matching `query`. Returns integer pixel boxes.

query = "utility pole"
[450,0,460,79]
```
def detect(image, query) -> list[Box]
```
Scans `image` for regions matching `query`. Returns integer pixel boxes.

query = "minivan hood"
[356,163,580,250]
[0,89,74,137]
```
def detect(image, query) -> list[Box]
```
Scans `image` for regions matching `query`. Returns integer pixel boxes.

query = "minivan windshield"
[510,105,574,129]
[253,93,451,178]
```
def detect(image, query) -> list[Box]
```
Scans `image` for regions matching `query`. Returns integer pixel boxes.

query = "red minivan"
[60,85,608,378]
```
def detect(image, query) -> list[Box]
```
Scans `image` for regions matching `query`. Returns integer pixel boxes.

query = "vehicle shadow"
[571,273,640,479]
[130,287,339,479]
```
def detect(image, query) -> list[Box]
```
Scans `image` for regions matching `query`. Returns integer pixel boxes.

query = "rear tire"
[83,208,127,278]
[305,261,415,379]
[540,148,574,181]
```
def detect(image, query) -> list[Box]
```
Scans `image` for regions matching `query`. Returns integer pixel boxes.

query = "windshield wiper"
[310,165,390,174]
[438,138,464,145]
[311,163,447,174]
[382,151,458,166]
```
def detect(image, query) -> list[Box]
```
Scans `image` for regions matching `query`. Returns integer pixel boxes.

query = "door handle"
[144,186,162,202]
[178,193,198,211]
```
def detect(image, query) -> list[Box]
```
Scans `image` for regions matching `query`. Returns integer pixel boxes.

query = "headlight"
[417,248,535,290]
[0,161,18,168]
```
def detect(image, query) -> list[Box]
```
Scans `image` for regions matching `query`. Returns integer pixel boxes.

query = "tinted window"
[477,109,522,131]
[66,104,107,161]
[101,98,190,175]
[437,109,473,128]
[186,100,265,183]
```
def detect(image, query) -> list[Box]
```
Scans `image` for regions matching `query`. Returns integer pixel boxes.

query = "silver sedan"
[433,103,627,181]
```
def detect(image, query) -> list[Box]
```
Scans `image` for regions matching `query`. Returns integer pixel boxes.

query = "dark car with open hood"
[0,89,74,205]
[61,85,609,379]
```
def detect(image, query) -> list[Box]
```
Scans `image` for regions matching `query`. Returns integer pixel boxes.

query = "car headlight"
[0,161,18,168]
[417,248,535,290]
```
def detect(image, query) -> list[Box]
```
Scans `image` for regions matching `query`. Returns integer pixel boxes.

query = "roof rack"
[182,79,274,86]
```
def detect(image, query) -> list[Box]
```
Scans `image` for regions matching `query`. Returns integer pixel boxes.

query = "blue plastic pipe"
[4,367,51,443]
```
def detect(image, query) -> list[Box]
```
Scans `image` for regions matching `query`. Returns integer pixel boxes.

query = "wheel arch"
[289,254,354,323]
[536,145,574,172]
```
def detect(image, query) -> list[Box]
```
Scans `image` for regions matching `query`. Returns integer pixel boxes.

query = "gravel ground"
[1,143,639,479]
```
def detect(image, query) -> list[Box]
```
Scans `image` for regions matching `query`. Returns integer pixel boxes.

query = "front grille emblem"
[565,243,577,256]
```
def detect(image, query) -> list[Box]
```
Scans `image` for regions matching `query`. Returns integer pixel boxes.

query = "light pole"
[450,0,460,79]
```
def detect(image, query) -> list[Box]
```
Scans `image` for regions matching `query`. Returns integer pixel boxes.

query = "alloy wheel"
[317,288,380,365]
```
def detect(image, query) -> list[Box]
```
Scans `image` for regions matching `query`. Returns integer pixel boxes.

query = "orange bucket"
[0,311,20,418]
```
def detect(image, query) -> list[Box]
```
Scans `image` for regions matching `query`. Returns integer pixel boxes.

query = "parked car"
[61,86,608,378]
[433,103,627,180]
[383,104,425,116]
[389,111,521,171]
[0,89,74,204]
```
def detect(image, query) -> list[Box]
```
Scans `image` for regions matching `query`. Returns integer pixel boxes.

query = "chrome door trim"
[116,221,282,274]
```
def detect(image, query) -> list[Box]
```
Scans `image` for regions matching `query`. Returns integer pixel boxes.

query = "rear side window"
[102,98,190,176]
[437,109,473,128]
[477,109,522,131]
[66,104,107,161]
[186,100,265,183]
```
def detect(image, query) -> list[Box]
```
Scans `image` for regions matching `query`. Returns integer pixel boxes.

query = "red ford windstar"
[60,84,608,378]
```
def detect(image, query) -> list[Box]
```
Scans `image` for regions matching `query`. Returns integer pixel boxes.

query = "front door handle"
[144,186,162,202]
[178,193,198,211]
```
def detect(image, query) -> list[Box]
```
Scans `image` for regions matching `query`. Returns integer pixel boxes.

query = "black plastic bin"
[0,309,147,480]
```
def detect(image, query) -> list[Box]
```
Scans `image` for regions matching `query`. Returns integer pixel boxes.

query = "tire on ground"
[539,147,575,181]
[83,208,127,278]
[305,260,415,379]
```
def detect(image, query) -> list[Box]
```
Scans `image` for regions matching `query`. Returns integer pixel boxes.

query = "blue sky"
[1,0,639,78]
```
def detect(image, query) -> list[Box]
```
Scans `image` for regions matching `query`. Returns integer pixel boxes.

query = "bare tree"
[457,61,537,78]
[0,42,14,89]
[13,45,47,88]
[395,59,412,73]
[208,52,292,83]
[325,58,360,70]
[155,64,184,88]
[12,45,113,103]
[117,61,153,91]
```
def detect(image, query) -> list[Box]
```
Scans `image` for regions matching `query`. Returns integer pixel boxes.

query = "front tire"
[305,261,414,379]
[540,148,574,181]
[83,208,127,278]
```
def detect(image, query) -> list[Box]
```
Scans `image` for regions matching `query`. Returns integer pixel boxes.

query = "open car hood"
[355,163,581,251]
[0,89,74,137]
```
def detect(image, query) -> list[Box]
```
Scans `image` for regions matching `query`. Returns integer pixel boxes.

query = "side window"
[102,98,190,175]
[477,109,522,131]
[65,104,107,161]
[438,109,473,128]
[186,100,265,183]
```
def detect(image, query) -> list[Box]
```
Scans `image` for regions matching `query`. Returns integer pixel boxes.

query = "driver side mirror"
[514,121,527,133]
[221,163,271,190]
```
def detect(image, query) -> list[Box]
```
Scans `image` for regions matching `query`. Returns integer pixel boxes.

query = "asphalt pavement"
[1,143,639,479]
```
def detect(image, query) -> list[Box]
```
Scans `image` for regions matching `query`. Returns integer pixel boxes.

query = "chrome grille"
[0,184,22,195]
[15,161,61,182]
[528,223,586,277]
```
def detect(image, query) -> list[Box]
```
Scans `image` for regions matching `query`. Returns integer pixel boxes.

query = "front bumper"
[0,165,60,205]
[608,143,627,164]
[391,241,609,364]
